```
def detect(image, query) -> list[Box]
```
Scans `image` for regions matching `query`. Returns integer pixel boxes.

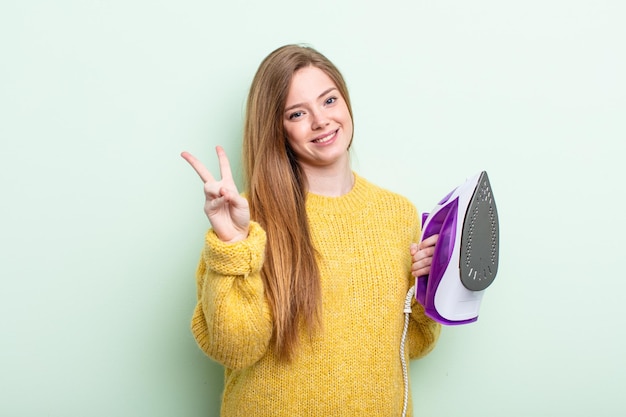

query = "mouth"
[311,129,338,144]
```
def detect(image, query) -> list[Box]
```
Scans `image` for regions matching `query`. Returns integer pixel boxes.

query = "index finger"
[420,233,439,249]
[180,151,215,183]
[215,146,234,182]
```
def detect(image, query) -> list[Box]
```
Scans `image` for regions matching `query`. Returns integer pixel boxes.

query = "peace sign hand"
[181,146,250,243]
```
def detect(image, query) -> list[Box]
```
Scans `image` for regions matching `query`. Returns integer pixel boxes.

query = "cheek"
[284,131,301,153]
[339,106,352,128]
[343,112,353,136]
[283,124,293,141]
[285,136,297,151]
[285,125,306,145]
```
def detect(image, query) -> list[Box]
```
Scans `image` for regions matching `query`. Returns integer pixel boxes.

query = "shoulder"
[357,174,418,213]
[355,174,421,240]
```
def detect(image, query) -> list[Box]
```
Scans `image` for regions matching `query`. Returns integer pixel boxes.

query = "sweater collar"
[305,173,372,215]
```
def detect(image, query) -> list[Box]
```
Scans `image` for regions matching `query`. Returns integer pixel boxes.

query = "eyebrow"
[284,87,338,113]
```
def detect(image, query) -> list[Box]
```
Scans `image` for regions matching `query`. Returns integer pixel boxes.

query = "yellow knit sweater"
[191,174,441,416]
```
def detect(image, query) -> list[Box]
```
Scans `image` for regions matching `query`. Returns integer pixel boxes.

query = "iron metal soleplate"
[459,171,499,291]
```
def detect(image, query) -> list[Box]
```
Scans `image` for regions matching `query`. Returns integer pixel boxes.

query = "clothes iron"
[416,171,499,325]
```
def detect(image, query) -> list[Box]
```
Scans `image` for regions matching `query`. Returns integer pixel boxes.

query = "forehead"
[285,66,338,104]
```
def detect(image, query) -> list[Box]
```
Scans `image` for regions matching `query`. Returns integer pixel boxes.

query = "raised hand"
[410,234,439,278]
[181,146,250,243]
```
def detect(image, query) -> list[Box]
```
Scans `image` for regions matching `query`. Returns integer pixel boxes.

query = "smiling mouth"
[312,129,338,144]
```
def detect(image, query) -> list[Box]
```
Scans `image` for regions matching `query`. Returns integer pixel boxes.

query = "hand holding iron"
[410,234,438,278]
[181,146,250,243]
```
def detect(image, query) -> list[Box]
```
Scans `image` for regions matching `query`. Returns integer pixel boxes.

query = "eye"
[325,96,337,105]
[288,111,303,120]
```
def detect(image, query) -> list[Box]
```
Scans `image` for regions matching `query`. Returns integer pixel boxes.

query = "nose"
[311,109,329,130]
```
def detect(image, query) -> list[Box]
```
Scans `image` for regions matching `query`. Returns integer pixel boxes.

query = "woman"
[181,44,441,416]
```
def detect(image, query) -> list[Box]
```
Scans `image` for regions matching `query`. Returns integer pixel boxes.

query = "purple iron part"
[416,171,499,325]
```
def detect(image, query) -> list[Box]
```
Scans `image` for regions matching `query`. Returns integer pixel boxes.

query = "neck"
[303,164,354,197]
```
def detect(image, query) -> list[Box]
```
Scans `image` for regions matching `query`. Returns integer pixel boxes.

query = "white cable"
[400,285,416,417]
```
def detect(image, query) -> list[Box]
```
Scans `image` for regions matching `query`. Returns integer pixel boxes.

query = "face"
[283,66,353,171]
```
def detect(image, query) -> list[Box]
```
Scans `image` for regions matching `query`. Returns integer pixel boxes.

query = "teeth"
[313,131,335,143]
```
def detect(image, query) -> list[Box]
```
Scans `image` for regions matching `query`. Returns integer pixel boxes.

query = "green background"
[1,1,624,416]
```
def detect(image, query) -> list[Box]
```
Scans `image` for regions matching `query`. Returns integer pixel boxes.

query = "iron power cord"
[400,285,416,417]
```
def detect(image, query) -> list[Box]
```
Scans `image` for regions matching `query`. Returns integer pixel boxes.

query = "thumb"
[220,187,247,208]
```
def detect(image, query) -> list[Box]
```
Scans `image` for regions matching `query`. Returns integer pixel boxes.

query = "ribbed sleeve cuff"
[203,221,266,276]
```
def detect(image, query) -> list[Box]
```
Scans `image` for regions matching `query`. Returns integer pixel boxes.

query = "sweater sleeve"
[190,221,273,370]
[408,299,442,359]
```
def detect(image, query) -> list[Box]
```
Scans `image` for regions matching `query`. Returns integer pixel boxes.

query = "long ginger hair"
[243,45,354,361]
